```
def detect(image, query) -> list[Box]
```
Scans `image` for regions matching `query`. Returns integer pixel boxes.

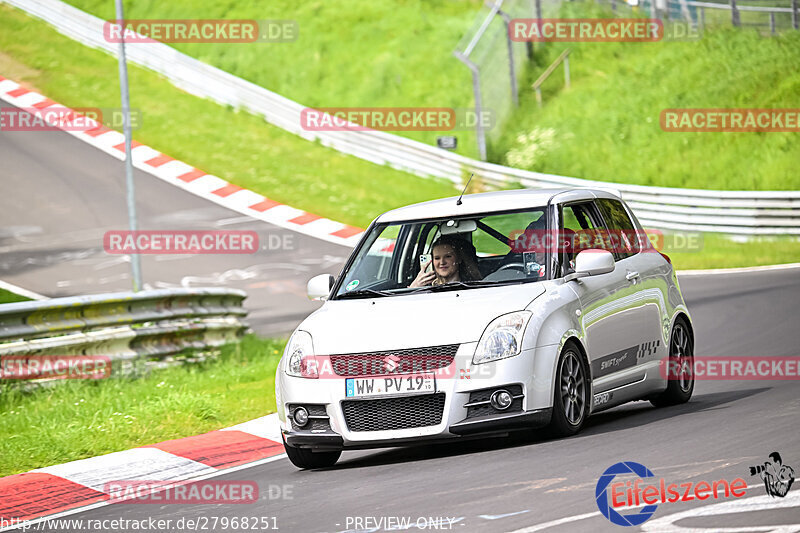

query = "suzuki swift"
[277,188,694,469]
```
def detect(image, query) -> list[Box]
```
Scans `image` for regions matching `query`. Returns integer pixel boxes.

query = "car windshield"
[333,207,550,299]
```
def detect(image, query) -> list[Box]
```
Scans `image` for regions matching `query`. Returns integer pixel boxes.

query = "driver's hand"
[410,260,435,287]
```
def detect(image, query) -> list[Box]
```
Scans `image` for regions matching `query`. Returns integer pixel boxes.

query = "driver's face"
[433,245,458,278]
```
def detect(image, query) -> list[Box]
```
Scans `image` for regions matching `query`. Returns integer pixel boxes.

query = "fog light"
[490,389,513,410]
[293,406,309,427]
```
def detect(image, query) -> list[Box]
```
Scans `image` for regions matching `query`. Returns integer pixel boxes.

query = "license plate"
[345,374,435,398]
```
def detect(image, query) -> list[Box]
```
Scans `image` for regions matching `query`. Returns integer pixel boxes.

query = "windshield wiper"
[407,281,491,293]
[336,288,394,299]
[428,281,474,291]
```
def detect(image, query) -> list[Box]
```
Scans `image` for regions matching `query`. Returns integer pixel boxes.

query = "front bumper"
[279,344,562,450]
[284,407,553,450]
[448,408,552,436]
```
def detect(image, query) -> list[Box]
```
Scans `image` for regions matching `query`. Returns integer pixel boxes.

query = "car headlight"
[284,330,318,378]
[473,311,532,364]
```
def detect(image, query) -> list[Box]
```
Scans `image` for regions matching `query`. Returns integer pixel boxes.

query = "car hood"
[300,284,546,354]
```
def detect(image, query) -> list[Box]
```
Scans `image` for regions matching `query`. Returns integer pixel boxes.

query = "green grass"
[668,234,800,270]
[0,336,283,477]
[57,0,800,190]
[0,288,30,304]
[494,2,800,190]
[0,4,461,229]
[59,0,485,159]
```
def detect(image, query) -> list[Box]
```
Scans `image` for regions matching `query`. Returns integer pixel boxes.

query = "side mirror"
[307,274,334,301]
[564,249,615,282]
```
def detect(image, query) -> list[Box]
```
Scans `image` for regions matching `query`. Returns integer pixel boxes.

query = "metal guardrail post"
[793,0,799,29]
[0,289,249,374]
[770,12,776,33]
[700,6,706,30]
[730,0,741,26]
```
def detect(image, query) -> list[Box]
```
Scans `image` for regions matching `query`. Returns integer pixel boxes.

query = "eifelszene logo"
[596,462,659,526]
[596,461,748,526]
[750,452,795,497]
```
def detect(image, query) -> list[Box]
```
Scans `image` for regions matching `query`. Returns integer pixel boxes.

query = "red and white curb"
[0,75,365,248]
[0,414,284,529]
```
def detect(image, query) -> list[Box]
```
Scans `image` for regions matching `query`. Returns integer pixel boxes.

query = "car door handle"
[626,271,640,281]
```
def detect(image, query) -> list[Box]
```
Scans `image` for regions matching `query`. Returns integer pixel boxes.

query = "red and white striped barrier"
[0,414,284,526]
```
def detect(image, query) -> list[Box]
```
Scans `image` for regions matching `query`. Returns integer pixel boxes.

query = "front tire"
[650,318,694,407]
[283,437,341,469]
[548,343,590,437]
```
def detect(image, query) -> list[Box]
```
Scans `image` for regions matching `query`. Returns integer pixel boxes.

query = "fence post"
[700,6,706,30]
[611,0,617,13]
[793,0,799,30]
[498,9,519,107]
[471,67,487,161]
[770,12,776,33]
[730,0,740,26]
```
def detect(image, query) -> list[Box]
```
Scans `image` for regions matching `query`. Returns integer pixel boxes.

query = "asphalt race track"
[3,108,800,532]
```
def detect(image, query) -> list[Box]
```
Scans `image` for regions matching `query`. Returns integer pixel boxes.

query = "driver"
[410,235,481,287]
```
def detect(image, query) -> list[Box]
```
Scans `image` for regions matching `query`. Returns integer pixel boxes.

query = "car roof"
[375,187,622,223]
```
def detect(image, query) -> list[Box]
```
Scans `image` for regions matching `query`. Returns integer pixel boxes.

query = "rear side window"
[596,199,641,260]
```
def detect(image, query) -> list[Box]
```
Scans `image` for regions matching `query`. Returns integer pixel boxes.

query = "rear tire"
[650,318,694,407]
[548,342,590,437]
[283,437,341,469]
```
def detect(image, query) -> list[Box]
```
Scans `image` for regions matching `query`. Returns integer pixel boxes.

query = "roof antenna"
[456,173,474,206]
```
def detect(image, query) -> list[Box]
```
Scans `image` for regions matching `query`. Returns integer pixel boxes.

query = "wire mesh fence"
[453,0,544,160]
[608,0,799,34]
[454,0,798,159]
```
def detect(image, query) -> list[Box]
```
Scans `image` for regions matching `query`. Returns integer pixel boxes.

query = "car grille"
[465,385,523,419]
[341,393,446,432]
[329,344,458,376]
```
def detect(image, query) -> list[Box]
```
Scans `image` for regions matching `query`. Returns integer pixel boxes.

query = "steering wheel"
[496,262,526,272]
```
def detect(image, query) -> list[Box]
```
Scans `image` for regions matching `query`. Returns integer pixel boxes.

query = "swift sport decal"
[593,340,661,378]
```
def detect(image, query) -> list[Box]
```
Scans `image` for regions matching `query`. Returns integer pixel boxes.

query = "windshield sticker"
[345,280,360,292]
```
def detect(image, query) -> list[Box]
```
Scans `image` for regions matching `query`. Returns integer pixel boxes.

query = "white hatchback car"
[277,188,694,469]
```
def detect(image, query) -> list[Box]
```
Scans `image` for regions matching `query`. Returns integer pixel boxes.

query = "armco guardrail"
[0,288,248,375]
[5,0,800,236]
